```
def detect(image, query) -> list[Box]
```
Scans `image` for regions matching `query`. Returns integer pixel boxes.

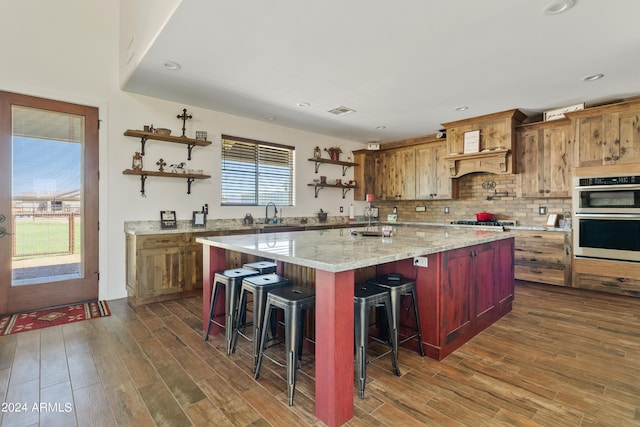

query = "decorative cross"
[176,108,192,137]
[156,158,167,172]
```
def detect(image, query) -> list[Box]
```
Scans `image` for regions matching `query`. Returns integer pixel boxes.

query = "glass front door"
[0,91,99,314]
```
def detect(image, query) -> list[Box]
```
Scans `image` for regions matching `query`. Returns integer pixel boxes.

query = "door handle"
[0,227,7,238]
[0,214,5,223]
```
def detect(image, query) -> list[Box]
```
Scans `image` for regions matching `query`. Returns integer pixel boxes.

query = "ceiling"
[123,0,640,144]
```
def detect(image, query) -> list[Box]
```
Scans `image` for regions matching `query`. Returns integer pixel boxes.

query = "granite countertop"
[196,225,515,273]
[124,219,374,235]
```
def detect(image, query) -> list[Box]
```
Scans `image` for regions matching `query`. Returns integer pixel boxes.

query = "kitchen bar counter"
[198,225,515,426]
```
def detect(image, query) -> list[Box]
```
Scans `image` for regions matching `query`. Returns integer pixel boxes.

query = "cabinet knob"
[612,155,620,161]
[604,157,612,161]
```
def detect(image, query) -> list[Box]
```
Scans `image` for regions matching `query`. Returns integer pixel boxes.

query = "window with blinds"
[221,135,295,206]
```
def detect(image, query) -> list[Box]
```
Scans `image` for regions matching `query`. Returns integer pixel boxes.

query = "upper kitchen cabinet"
[442,109,527,178]
[516,119,573,198]
[568,99,640,167]
[416,140,457,200]
[382,147,416,200]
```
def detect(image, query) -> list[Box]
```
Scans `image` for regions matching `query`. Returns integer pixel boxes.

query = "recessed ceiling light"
[542,0,576,15]
[455,106,469,111]
[375,125,386,130]
[582,73,604,82]
[265,116,276,121]
[297,102,310,107]
[163,60,181,70]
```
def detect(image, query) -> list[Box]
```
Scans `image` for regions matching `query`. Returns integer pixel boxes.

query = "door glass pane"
[11,106,84,285]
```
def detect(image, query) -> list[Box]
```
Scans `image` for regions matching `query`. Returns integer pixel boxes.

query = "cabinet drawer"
[139,234,185,249]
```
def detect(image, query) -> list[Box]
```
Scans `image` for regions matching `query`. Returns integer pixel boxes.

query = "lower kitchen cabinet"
[126,232,210,306]
[514,230,571,287]
[404,237,514,360]
[573,257,640,297]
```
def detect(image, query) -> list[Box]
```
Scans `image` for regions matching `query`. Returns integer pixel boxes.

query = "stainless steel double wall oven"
[573,174,640,262]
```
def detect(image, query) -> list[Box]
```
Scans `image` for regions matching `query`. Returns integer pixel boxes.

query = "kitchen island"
[197,225,515,427]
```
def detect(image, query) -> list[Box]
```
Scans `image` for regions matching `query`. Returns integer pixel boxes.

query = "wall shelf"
[307,183,357,198]
[123,169,211,196]
[308,158,358,176]
[125,129,211,160]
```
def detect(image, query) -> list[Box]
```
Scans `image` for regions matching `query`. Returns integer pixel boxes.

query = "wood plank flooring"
[1,281,639,426]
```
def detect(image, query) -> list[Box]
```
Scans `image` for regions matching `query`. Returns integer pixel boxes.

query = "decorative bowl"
[475,212,495,222]
[155,128,171,135]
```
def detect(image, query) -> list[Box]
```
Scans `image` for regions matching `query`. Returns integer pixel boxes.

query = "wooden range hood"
[442,109,527,178]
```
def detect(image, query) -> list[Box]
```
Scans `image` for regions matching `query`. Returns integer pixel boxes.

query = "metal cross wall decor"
[177,108,192,137]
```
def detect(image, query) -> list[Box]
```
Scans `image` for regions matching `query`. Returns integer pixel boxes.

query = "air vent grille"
[328,106,356,116]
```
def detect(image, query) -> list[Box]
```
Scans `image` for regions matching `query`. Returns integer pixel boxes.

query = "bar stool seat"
[232,274,291,371]
[254,286,315,406]
[205,268,260,355]
[354,282,400,399]
[366,274,425,357]
[243,260,277,274]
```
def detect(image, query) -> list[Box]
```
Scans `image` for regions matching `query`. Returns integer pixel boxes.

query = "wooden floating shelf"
[307,183,358,198]
[123,169,211,196]
[124,129,211,160]
[308,158,358,176]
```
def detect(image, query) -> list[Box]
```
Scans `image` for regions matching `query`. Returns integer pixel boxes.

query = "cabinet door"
[615,110,640,164]
[416,141,452,200]
[494,238,515,309]
[383,148,416,200]
[514,231,568,286]
[183,242,203,291]
[138,247,184,297]
[544,124,573,197]
[440,247,473,344]
[575,115,609,167]
[473,244,496,324]
[516,128,542,197]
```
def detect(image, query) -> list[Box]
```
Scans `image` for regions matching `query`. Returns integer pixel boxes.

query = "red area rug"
[0,301,110,335]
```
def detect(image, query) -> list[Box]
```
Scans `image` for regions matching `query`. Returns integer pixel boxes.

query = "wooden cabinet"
[436,238,514,358]
[415,141,455,200]
[382,147,416,200]
[516,120,573,198]
[514,230,571,287]
[126,232,211,306]
[573,257,640,297]
[570,101,640,167]
[354,138,456,201]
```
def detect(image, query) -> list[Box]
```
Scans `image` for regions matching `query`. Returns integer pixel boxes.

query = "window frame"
[220,134,295,207]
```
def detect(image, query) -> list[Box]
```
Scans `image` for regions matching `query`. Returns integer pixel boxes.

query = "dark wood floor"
[1,281,639,427]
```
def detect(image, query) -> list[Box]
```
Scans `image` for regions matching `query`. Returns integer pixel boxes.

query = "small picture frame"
[546,213,558,227]
[463,130,480,154]
[192,211,206,227]
[160,210,177,229]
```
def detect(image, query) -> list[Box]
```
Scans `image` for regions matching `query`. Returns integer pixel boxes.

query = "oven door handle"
[575,213,640,219]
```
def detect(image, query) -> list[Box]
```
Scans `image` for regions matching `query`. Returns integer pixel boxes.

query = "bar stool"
[205,268,260,355]
[232,274,291,371]
[254,286,315,406]
[243,260,277,274]
[354,282,400,399]
[366,274,425,357]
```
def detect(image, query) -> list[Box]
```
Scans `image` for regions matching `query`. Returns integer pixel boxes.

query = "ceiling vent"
[328,106,356,116]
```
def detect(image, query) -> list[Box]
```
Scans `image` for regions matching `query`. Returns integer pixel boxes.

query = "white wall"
[1,0,365,301]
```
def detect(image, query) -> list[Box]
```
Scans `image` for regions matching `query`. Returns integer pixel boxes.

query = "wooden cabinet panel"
[514,230,571,287]
[473,244,497,323]
[138,246,184,297]
[572,102,640,167]
[516,121,572,198]
[441,247,473,344]
[573,257,640,297]
[382,148,416,200]
[416,141,455,200]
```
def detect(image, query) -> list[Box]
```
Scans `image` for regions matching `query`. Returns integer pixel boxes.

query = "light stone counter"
[196,225,515,273]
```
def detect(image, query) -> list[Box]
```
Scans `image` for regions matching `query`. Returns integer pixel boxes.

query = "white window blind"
[221,135,295,206]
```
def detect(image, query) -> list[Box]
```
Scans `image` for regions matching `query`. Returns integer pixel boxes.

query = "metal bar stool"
[254,286,315,406]
[243,260,277,274]
[232,274,291,371]
[354,282,400,399]
[205,268,260,355]
[366,274,425,357]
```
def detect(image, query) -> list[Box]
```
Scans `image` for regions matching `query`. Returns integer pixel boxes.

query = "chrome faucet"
[265,202,278,224]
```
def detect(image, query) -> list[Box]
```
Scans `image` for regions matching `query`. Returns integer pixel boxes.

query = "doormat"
[0,301,110,336]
